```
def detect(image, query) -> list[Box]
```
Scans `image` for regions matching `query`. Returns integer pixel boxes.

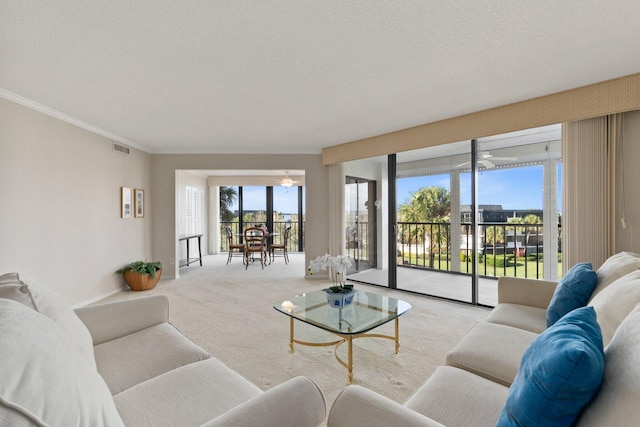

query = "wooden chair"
[225,226,245,265]
[269,225,292,264]
[244,227,267,269]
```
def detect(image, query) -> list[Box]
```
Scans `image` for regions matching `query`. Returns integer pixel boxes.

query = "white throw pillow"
[0,272,95,366]
[0,298,124,426]
[576,302,640,426]
[592,251,640,298]
[588,269,640,346]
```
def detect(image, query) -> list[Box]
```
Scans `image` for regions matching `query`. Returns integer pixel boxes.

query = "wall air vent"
[112,142,130,155]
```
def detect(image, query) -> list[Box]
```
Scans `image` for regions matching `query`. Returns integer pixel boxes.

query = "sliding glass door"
[395,141,474,302]
[344,125,562,308]
[345,177,377,272]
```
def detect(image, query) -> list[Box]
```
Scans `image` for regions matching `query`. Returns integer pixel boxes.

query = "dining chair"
[224,226,245,265]
[244,227,267,269]
[269,225,292,264]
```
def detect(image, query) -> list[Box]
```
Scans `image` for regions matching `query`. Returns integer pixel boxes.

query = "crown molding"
[0,88,147,152]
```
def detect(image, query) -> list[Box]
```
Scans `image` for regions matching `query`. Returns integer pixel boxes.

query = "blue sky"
[233,164,562,214]
[397,164,562,212]
[231,186,302,214]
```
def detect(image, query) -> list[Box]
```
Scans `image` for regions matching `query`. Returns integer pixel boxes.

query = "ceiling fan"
[456,151,518,169]
[276,171,299,188]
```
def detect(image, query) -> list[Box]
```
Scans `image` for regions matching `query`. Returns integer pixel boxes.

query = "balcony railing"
[220,221,303,252]
[345,222,370,262]
[397,221,562,279]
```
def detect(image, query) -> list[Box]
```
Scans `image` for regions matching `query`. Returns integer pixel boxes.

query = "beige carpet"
[99,254,490,423]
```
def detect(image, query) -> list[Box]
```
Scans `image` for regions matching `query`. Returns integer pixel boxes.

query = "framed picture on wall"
[134,189,145,218]
[121,187,133,218]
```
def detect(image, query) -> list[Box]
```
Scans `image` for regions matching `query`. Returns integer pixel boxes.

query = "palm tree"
[398,186,451,264]
[399,186,451,224]
[484,225,505,255]
[220,186,237,222]
[506,214,542,257]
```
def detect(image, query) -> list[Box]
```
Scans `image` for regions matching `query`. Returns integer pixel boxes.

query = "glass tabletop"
[274,289,412,335]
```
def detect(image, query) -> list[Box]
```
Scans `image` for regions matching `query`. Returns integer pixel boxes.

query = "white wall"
[0,97,152,305]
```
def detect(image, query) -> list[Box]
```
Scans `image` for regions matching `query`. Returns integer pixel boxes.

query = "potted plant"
[116,260,163,291]
[308,254,356,307]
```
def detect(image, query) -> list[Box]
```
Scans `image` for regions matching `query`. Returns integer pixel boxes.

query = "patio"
[348,266,499,307]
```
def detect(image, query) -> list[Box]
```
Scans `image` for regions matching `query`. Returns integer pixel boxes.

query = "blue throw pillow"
[547,262,597,326]
[496,306,604,427]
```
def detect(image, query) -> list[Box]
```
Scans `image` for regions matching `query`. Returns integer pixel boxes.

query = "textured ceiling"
[2,1,640,154]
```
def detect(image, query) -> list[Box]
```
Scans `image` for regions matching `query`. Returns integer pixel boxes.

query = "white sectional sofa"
[0,273,326,427]
[446,252,640,387]
[328,252,640,427]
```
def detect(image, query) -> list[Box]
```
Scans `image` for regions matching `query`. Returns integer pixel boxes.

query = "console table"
[179,234,203,268]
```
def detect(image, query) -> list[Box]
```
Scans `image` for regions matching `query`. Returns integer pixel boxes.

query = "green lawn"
[398,255,563,279]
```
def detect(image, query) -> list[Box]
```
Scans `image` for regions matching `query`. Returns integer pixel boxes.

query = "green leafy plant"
[116,260,163,279]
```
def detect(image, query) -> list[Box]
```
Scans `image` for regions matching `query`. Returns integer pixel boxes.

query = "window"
[186,185,204,235]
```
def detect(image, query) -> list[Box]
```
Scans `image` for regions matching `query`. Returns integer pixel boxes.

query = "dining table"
[237,230,280,265]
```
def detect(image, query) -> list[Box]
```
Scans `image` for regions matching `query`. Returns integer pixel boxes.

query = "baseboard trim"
[73,286,127,308]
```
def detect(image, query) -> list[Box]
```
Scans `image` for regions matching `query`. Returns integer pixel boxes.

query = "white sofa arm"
[74,296,169,345]
[328,385,445,427]
[201,376,326,427]
[497,276,557,308]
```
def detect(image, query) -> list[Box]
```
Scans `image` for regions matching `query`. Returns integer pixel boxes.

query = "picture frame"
[134,188,145,218]
[121,187,133,218]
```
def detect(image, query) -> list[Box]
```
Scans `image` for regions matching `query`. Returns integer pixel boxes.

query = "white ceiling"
[2,1,640,155]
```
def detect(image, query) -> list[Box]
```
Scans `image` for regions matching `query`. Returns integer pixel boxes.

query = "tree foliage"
[485,225,505,246]
[220,186,237,222]
[507,214,542,254]
[398,186,451,254]
[243,211,267,224]
[399,186,451,223]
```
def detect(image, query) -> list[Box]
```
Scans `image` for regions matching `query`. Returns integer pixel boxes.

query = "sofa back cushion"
[588,269,640,347]
[546,262,597,327]
[496,306,604,427]
[0,272,95,366]
[576,303,640,426]
[592,251,640,299]
[0,298,124,427]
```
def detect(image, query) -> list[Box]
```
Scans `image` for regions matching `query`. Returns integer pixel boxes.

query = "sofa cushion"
[547,262,597,327]
[446,322,538,386]
[588,269,640,347]
[404,366,509,427]
[576,303,640,426]
[94,322,211,394]
[592,251,640,298]
[114,358,262,427]
[497,306,604,427]
[0,272,95,366]
[484,303,547,333]
[0,272,35,306]
[0,298,124,427]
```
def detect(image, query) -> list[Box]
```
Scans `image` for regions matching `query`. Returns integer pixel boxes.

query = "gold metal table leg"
[289,317,295,354]
[285,317,403,384]
[347,336,353,384]
[395,318,400,353]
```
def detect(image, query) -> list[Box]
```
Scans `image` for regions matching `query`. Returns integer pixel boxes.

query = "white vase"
[324,288,357,308]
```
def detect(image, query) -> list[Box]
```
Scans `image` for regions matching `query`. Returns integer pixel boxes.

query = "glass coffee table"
[274,288,412,384]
